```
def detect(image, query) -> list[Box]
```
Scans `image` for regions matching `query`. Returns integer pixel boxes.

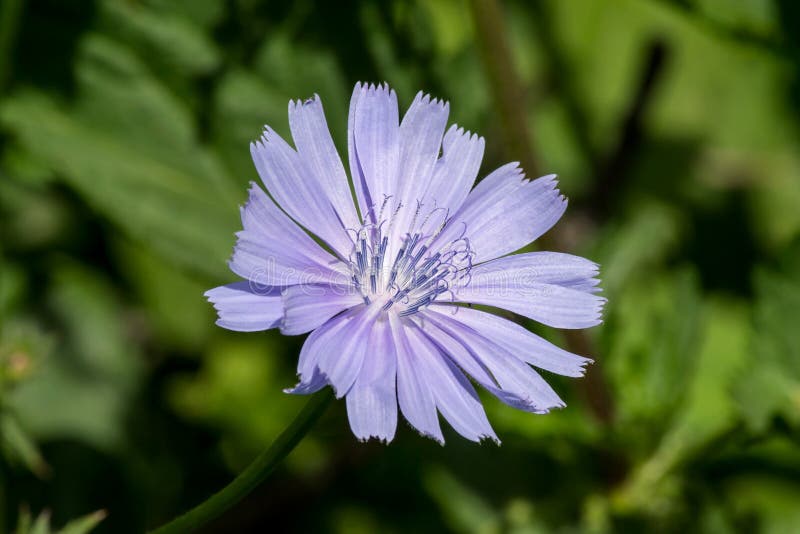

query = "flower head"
[205,82,605,444]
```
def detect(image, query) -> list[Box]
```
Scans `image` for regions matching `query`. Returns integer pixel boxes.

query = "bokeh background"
[1,0,800,532]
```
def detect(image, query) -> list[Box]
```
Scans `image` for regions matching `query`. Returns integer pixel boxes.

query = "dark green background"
[1,0,800,532]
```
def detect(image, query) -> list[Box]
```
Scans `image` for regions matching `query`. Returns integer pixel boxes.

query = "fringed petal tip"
[407,422,445,446]
[592,296,609,325]
[575,358,595,377]
[500,392,565,415]
[354,81,396,98]
[482,433,502,446]
[410,90,450,113]
[447,124,483,144]
[288,93,322,111]
[284,365,329,395]
[519,170,559,186]
[355,435,393,445]
[422,432,502,447]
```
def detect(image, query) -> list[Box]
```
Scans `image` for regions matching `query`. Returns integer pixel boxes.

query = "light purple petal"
[389,92,450,239]
[453,259,606,329]
[297,306,376,398]
[389,313,444,443]
[422,309,566,413]
[424,125,485,216]
[428,306,592,377]
[346,317,398,442]
[284,366,327,395]
[288,95,361,233]
[347,82,400,222]
[473,251,601,293]
[280,284,362,335]
[230,183,351,286]
[251,127,352,256]
[204,282,283,332]
[405,321,498,443]
[433,166,567,264]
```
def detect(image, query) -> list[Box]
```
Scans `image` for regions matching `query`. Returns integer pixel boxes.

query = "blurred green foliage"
[0,0,799,532]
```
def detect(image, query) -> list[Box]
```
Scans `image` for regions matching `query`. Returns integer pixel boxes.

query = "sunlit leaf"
[14,508,105,534]
[736,242,800,431]
[98,0,221,77]
[613,298,750,514]
[0,35,240,281]
[0,412,48,477]
[604,267,703,444]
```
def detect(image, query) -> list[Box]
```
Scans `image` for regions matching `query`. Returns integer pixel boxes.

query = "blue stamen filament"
[347,203,474,317]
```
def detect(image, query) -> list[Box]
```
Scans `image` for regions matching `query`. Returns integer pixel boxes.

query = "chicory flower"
[206,83,605,444]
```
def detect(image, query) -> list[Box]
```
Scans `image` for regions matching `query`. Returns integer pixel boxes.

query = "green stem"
[150,389,333,534]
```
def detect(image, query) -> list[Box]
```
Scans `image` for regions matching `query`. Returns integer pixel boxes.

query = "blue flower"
[206,83,605,444]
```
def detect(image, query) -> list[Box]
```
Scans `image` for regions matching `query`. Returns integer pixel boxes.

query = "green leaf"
[418,0,474,57]
[604,267,703,440]
[13,508,105,534]
[29,510,50,534]
[613,298,750,514]
[211,69,289,186]
[592,202,684,297]
[736,242,800,431]
[58,510,107,534]
[0,412,48,477]
[252,32,350,144]
[98,0,221,77]
[0,35,240,280]
[114,238,215,353]
[143,0,226,29]
[0,257,25,321]
[0,319,53,387]
[8,262,145,451]
[725,475,800,534]
[212,34,350,183]
[0,179,71,250]
[15,507,33,534]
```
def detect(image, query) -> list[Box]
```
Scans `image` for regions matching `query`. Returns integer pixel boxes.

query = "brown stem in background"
[527,1,598,174]
[591,41,668,219]
[526,2,669,220]
[469,0,615,425]
[468,0,540,179]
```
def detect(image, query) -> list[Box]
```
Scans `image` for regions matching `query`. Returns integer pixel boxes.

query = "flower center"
[347,200,474,316]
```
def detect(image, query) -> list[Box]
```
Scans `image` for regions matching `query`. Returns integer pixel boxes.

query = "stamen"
[347,200,474,317]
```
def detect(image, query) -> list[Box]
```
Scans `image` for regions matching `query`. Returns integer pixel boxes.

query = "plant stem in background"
[526,3,669,220]
[468,0,540,179]
[469,0,615,425]
[591,41,668,219]
[149,389,334,534]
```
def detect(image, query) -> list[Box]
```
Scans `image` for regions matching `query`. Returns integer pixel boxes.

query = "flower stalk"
[149,389,333,534]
